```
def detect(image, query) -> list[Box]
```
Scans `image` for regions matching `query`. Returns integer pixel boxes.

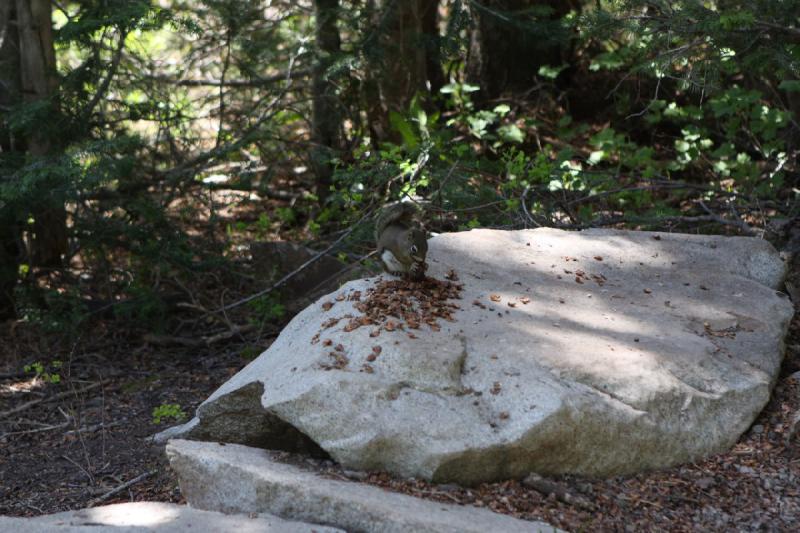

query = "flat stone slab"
[0,501,342,532]
[160,228,793,483]
[166,439,557,533]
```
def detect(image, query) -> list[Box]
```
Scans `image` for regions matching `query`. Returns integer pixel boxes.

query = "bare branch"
[88,471,156,507]
[0,380,111,420]
[217,209,375,313]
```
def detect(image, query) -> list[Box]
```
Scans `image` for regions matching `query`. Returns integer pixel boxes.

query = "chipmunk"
[375,202,428,280]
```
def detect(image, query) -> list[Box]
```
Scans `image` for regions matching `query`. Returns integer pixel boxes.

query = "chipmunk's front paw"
[407,261,428,281]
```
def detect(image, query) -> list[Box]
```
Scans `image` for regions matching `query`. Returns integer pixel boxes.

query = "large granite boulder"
[161,228,793,484]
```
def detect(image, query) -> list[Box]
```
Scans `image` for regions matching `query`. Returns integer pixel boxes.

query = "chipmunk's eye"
[411,245,418,254]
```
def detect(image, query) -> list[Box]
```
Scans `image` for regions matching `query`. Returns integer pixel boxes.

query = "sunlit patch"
[70,502,181,527]
[1,376,45,395]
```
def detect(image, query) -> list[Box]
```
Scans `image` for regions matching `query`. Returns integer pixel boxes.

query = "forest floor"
[1,278,799,532]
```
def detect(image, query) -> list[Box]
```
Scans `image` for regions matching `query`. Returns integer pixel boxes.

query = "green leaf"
[493,104,511,116]
[498,124,525,143]
[389,111,419,150]
[538,64,568,79]
[779,80,800,93]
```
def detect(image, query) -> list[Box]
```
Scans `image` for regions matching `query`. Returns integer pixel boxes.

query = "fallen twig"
[64,420,124,437]
[0,421,71,439]
[143,323,261,347]
[698,200,756,236]
[522,473,596,511]
[88,470,157,507]
[61,454,95,484]
[0,380,111,420]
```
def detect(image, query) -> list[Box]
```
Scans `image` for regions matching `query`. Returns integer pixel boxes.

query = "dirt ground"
[1,296,799,532]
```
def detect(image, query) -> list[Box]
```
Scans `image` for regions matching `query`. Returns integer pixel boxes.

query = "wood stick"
[143,323,262,347]
[0,380,110,420]
[522,473,596,511]
[88,470,156,507]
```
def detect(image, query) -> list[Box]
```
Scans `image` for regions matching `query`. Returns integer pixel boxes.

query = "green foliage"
[585,1,800,91]
[152,403,186,424]
[239,345,261,361]
[114,285,170,330]
[14,286,89,337]
[24,360,63,384]
[247,294,286,325]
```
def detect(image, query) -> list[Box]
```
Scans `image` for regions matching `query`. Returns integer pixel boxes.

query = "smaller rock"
[167,439,559,533]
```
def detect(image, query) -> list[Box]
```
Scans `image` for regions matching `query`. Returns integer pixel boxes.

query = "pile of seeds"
[352,276,463,337]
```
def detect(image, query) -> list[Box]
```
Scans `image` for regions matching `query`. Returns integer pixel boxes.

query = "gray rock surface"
[159,228,793,483]
[166,439,556,533]
[0,501,342,532]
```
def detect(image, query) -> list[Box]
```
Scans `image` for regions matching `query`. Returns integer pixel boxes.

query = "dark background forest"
[1,1,800,529]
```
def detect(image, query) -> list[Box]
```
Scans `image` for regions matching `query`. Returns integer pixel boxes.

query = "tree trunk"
[363,0,442,145]
[467,0,577,100]
[311,0,342,205]
[1,0,20,152]
[16,0,66,267]
[0,2,20,316]
[421,1,445,98]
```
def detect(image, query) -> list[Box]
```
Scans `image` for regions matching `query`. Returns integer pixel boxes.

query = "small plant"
[24,360,62,384]
[152,403,187,424]
[239,345,261,360]
[247,294,286,324]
